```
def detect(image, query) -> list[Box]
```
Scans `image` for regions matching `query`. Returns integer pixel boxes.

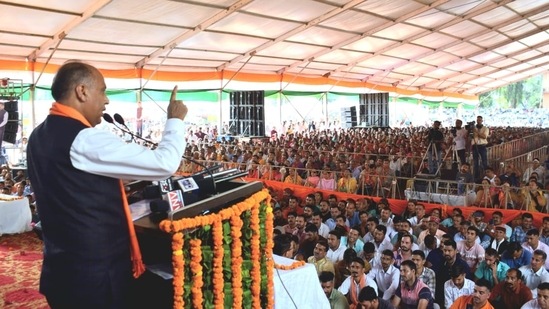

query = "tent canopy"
[1,0,548,99]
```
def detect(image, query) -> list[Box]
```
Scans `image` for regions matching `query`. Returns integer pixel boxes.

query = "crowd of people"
[176,116,549,212]
[271,190,549,309]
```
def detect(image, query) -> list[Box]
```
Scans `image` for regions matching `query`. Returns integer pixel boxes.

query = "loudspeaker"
[341,107,357,128]
[229,91,265,136]
[359,93,389,127]
[2,99,19,144]
[5,121,17,133]
[8,112,18,121]
[4,100,18,112]
[413,173,436,192]
[3,132,16,144]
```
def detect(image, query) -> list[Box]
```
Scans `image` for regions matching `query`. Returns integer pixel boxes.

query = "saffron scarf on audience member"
[349,274,367,308]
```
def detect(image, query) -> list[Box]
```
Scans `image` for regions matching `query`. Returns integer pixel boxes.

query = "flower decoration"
[159,189,273,309]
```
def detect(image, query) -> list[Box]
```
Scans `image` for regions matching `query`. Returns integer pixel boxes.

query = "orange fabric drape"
[259,179,547,227]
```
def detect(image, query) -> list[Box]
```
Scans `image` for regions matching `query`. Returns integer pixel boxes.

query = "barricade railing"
[487,131,549,173]
[502,145,548,178]
[177,159,548,212]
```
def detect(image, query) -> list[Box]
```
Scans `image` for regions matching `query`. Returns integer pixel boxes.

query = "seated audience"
[519,249,549,298]
[358,286,396,309]
[489,268,533,309]
[319,271,349,309]
[449,278,494,309]
[338,257,377,308]
[444,263,475,309]
[474,248,510,288]
[520,281,549,309]
[391,259,434,309]
[367,249,400,301]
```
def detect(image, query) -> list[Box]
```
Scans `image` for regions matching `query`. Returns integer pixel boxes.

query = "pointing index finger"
[170,85,178,102]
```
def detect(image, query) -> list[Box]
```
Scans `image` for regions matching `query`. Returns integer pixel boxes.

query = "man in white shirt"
[520,250,549,298]
[327,229,347,263]
[378,206,395,237]
[471,115,489,180]
[452,119,468,165]
[363,216,379,243]
[370,225,393,254]
[522,228,549,271]
[444,263,475,309]
[311,212,330,239]
[521,281,549,309]
[339,257,378,308]
[27,62,188,309]
[489,226,509,256]
[523,158,545,185]
[367,249,400,301]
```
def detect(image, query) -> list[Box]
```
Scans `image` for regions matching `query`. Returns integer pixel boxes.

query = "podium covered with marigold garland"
[134,181,277,309]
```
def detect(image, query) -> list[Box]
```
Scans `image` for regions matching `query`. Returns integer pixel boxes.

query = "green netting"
[18,87,477,108]
[141,89,220,102]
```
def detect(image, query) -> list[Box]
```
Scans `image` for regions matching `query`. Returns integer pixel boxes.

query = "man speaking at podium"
[27,61,188,309]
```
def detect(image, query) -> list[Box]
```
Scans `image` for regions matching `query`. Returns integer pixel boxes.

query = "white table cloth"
[0,197,31,234]
[273,254,330,309]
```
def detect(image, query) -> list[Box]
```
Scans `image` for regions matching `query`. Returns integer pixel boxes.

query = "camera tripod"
[418,142,452,177]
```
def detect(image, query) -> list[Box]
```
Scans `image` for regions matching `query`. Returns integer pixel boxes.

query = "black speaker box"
[5,121,18,133]
[413,173,436,192]
[8,111,18,121]
[3,132,16,144]
[4,100,18,112]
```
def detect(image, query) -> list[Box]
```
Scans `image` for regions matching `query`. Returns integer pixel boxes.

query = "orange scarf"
[50,103,145,278]
[349,274,367,308]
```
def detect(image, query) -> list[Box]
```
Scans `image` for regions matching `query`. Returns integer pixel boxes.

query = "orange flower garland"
[171,232,184,309]
[158,189,273,309]
[211,220,225,309]
[230,213,243,308]
[189,238,203,309]
[250,202,261,309]
[274,260,306,270]
[264,203,275,309]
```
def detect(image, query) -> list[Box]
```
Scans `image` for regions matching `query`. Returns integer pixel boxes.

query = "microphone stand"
[113,113,136,143]
[103,113,219,199]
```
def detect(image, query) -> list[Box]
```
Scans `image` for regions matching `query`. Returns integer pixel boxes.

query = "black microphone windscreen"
[150,199,170,213]
[102,113,114,124]
[143,185,161,199]
[113,113,125,126]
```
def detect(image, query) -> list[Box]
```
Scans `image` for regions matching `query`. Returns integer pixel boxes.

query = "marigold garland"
[230,214,244,308]
[264,202,275,309]
[250,202,262,309]
[172,232,184,309]
[158,189,272,309]
[274,260,307,270]
[189,238,203,309]
[211,220,225,309]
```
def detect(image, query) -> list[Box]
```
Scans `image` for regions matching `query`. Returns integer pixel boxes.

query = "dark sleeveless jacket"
[27,115,131,295]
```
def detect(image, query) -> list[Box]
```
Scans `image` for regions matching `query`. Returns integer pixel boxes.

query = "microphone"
[114,113,136,143]
[104,113,158,147]
[150,199,170,213]
[103,113,115,124]
[107,113,219,198]
[149,190,184,213]
[114,113,132,133]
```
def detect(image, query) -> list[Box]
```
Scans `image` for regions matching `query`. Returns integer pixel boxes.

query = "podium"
[131,179,264,309]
